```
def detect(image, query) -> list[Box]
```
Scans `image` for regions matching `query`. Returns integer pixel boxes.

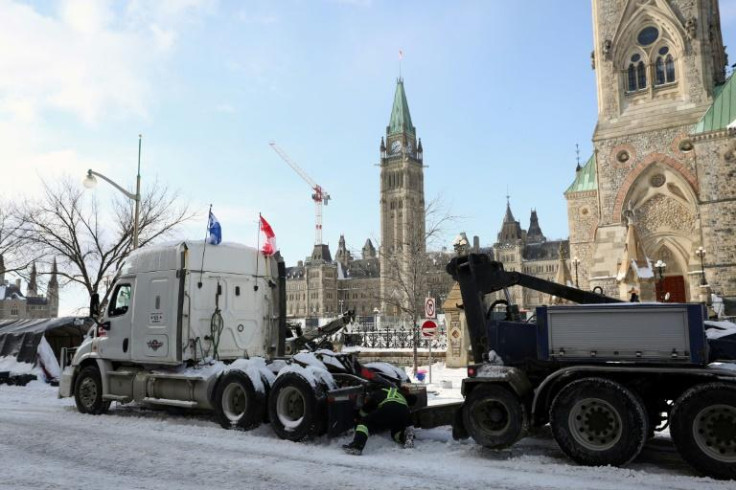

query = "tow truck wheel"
[214,371,264,430]
[74,365,111,415]
[462,384,526,448]
[268,372,326,441]
[670,383,736,480]
[550,377,647,467]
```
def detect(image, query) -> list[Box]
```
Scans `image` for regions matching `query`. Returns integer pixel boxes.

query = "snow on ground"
[1,365,734,490]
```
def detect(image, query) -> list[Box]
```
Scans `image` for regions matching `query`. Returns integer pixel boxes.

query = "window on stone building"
[654,47,675,86]
[627,54,647,92]
[11,306,19,316]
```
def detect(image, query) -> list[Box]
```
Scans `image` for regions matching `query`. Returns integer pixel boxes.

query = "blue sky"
[3,0,736,313]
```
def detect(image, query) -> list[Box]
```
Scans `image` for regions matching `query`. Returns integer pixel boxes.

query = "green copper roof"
[388,78,415,136]
[694,75,736,133]
[565,153,597,194]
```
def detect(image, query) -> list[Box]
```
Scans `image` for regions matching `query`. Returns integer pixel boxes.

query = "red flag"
[260,215,277,256]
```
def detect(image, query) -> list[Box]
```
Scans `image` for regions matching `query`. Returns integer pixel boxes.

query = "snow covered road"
[1,381,733,490]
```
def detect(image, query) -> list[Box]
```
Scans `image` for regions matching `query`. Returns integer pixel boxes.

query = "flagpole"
[254,213,262,292]
[199,204,212,288]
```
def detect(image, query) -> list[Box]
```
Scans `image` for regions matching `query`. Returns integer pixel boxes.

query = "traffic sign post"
[425,297,436,319]
[421,320,437,384]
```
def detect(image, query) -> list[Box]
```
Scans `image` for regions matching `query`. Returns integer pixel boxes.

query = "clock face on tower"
[390,140,402,154]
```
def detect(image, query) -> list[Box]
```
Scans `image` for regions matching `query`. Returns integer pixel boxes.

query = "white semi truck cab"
[59,241,424,440]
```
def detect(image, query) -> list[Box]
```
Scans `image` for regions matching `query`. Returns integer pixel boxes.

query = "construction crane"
[269,141,331,245]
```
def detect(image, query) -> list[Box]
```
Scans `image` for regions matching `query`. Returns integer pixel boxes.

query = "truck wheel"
[549,377,647,467]
[462,384,526,448]
[214,371,264,430]
[268,372,325,441]
[74,366,111,415]
[670,383,736,480]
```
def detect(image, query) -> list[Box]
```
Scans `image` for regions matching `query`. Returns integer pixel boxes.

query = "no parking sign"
[424,297,436,319]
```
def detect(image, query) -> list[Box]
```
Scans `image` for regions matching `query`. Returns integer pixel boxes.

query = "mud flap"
[452,402,469,440]
[326,386,363,437]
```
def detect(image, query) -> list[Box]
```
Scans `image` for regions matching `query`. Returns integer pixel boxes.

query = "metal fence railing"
[343,317,448,350]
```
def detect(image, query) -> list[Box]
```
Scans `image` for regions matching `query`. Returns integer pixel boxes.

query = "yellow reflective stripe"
[393,431,403,443]
[356,424,369,436]
[378,387,407,407]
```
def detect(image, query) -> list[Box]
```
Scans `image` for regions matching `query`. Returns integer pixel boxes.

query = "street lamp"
[695,247,707,286]
[654,259,667,301]
[572,256,580,288]
[83,135,142,249]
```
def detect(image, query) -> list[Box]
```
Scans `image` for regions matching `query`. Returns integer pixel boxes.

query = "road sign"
[421,320,437,338]
[425,297,436,319]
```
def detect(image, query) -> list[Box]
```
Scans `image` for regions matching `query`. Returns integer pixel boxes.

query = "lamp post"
[572,256,580,288]
[83,135,142,249]
[654,259,667,301]
[695,246,707,286]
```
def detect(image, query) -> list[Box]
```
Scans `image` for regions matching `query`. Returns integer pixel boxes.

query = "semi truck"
[445,253,736,480]
[59,241,423,441]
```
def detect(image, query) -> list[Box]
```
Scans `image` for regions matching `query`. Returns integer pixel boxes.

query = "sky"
[3,0,736,314]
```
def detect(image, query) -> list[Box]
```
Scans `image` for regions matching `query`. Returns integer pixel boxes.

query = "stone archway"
[618,160,698,302]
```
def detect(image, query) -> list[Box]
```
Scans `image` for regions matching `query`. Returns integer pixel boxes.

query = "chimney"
[473,235,480,252]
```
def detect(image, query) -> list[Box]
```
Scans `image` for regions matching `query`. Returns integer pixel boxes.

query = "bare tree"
[0,200,34,276]
[18,177,194,314]
[379,195,458,373]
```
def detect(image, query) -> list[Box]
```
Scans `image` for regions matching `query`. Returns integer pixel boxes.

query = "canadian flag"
[260,215,277,256]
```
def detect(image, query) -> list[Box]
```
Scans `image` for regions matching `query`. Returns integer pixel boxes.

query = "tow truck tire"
[214,371,264,430]
[670,383,736,480]
[268,372,326,441]
[74,365,111,415]
[462,384,526,448]
[550,377,647,467]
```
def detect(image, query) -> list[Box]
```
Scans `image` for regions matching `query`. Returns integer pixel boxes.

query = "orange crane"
[269,141,331,245]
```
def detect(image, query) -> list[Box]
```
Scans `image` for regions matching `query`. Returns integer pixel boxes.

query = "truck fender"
[71,355,114,399]
[530,366,595,425]
[461,366,534,400]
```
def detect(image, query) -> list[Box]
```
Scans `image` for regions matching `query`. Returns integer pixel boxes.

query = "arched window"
[626,53,647,92]
[654,47,676,86]
[656,57,665,85]
[665,55,676,82]
[637,61,647,89]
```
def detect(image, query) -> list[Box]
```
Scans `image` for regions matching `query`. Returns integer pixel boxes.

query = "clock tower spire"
[379,78,425,315]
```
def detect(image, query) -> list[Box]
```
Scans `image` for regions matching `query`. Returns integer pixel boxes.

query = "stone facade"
[567,0,735,302]
[0,258,59,320]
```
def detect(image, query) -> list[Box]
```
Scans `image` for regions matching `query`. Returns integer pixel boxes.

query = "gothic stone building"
[567,0,736,303]
[0,257,59,320]
[491,204,573,311]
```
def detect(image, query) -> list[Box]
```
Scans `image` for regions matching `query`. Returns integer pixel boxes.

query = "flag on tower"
[206,210,222,245]
[260,214,277,256]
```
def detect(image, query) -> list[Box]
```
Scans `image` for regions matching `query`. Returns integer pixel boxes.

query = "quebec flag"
[206,210,222,245]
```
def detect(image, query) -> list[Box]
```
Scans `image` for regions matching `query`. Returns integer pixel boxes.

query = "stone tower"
[379,78,426,315]
[567,0,732,300]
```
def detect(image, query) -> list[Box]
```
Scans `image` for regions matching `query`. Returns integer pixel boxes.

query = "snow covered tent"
[0,317,92,377]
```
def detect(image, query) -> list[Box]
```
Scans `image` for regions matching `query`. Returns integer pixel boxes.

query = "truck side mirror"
[89,293,100,318]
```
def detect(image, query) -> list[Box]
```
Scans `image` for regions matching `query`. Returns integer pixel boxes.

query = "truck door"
[131,270,180,364]
[99,280,135,361]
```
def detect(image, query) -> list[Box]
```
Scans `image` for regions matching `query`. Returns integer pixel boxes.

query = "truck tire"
[549,377,647,467]
[670,382,736,480]
[74,365,111,415]
[214,371,265,430]
[462,384,526,448]
[268,372,326,441]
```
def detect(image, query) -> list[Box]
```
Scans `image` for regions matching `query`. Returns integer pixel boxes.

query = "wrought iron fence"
[342,316,448,350]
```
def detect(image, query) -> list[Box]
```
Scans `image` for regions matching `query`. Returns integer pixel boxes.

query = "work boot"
[403,426,415,449]
[342,442,363,455]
